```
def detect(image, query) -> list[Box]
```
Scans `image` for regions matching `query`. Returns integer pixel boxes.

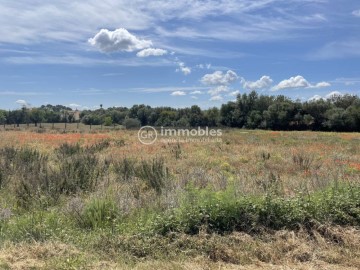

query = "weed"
[78,197,119,229]
[136,157,169,195]
[292,151,314,171]
[113,157,136,182]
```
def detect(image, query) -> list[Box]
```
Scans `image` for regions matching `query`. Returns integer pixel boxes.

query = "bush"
[86,139,111,154]
[150,184,360,235]
[113,157,136,182]
[55,153,105,194]
[123,118,141,129]
[56,143,82,158]
[136,157,169,195]
[78,197,119,229]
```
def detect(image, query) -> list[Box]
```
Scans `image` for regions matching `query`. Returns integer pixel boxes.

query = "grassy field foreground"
[0,129,359,269]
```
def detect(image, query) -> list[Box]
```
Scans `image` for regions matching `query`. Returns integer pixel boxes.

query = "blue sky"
[0,0,359,110]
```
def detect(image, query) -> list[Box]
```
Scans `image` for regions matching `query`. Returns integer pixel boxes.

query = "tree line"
[0,91,359,131]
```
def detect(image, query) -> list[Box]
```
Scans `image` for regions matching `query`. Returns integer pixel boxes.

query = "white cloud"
[308,95,322,101]
[352,10,360,17]
[332,77,360,86]
[242,75,273,90]
[314,82,331,88]
[201,70,238,86]
[176,62,191,75]
[196,63,212,69]
[190,90,203,95]
[228,90,240,96]
[191,96,198,100]
[208,85,229,96]
[171,91,186,96]
[88,28,152,53]
[69,103,81,108]
[272,75,309,91]
[272,75,331,91]
[15,99,29,107]
[325,91,342,99]
[210,95,223,101]
[0,0,328,45]
[136,48,168,57]
[309,40,360,60]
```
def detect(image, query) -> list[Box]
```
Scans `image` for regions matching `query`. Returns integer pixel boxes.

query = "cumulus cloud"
[352,10,360,17]
[171,91,186,96]
[88,28,152,53]
[208,85,229,96]
[15,99,29,107]
[272,75,331,91]
[210,95,223,101]
[308,91,343,101]
[191,96,198,100]
[176,62,191,75]
[308,95,322,101]
[242,76,273,90]
[325,91,342,98]
[201,70,238,86]
[314,82,331,88]
[136,48,168,57]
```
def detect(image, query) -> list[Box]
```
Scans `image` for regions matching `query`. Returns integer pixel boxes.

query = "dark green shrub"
[55,154,105,194]
[123,118,140,129]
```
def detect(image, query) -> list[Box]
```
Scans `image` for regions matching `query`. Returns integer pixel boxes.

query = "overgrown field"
[0,129,359,269]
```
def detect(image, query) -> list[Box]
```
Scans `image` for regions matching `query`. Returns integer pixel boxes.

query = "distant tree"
[104,116,113,126]
[124,118,141,129]
[323,108,347,131]
[189,105,204,126]
[204,107,220,127]
[246,110,262,129]
[30,109,45,127]
[0,110,6,127]
[12,110,24,127]
[220,102,237,127]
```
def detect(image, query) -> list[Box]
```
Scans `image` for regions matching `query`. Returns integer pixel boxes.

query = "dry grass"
[0,226,359,269]
[0,129,359,269]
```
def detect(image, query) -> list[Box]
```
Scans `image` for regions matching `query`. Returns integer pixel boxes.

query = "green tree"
[30,109,45,127]
[0,110,6,127]
[124,118,141,129]
[104,116,113,126]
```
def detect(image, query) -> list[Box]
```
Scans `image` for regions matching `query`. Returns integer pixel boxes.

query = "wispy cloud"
[309,40,360,60]
[132,86,208,93]
[209,95,223,101]
[3,55,174,67]
[352,10,360,17]
[0,91,51,96]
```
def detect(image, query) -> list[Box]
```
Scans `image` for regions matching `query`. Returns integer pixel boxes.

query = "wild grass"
[0,129,359,269]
